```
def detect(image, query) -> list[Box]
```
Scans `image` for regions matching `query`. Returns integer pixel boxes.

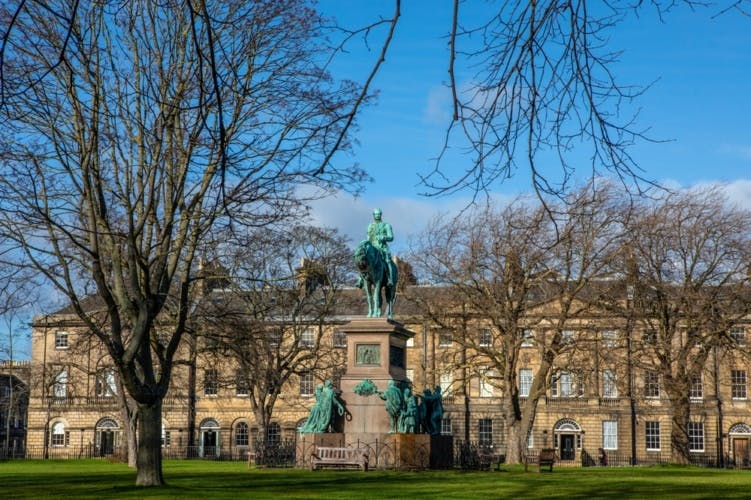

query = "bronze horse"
[355,240,398,319]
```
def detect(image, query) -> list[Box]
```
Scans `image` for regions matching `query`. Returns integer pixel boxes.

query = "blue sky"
[311,1,751,253]
[7,3,751,359]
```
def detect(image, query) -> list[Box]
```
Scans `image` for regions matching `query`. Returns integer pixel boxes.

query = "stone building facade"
[24,286,751,466]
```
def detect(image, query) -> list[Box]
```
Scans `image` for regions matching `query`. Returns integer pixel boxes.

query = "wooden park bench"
[310,446,369,471]
[524,448,556,472]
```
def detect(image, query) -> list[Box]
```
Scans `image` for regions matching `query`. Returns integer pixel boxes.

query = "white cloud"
[718,143,751,161]
[423,85,452,124]
[307,189,519,256]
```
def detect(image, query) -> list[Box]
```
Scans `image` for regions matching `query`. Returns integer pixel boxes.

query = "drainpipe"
[627,286,637,465]
[714,346,724,467]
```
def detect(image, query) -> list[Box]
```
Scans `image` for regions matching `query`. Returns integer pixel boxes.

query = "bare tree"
[0,1,397,486]
[195,224,352,452]
[615,187,751,463]
[406,183,624,463]
[425,0,748,202]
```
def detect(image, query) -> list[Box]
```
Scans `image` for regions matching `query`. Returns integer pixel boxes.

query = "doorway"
[99,430,114,456]
[734,438,749,467]
[560,434,575,461]
[199,418,221,458]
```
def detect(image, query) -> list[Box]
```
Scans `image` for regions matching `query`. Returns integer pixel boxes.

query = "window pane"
[732,370,747,399]
[645,371,660,398]
[688,422,704,452]
[602,421,617,450]
[301,328,315,348]
[441,417,452,436]
[478,418,493,447]
[235,422,249,446]
[602,370,617,399]
[300,372,314,397]
[519,369,533,398]
[55,331,69,349]
[204,369,218,396]
[645,421,660,450]
[690,374,703,400]
[479,329,492,347]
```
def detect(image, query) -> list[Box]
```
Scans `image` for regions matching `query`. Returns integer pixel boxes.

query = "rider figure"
[367,208,394,287]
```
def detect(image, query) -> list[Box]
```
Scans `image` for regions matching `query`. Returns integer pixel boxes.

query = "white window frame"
[333,329,347,348]
[478,418,493,447]
[479,369,494,398]
[478,328,492,347]
[520,329,534,347]
[602,330,617,348]
[438,331,452,347]
[561,329,575,344]
[299,371,314,397]
[732,369,747,400]
[645,421,661,451]
[235,422,249,447]
[689,374,703,400]
[519,369,533,398]
[645,371,660,399]
[440,372,453,396]
[235,370,248,396]
[731,326,746,346]
[53,369,68,398]
[300,328,315,348]
[441,417,453,436]
[602,421,618,450]
[688,421,704,452]
[51,422,68,447]
[602,369,618,399]
[54,331,68,349]
[95,369,117,398]
[204,368,218,396]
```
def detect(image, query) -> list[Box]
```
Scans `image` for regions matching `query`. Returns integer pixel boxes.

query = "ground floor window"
[267,422,281,446]
[688,422,704,452]
[441,417,452,436]
[50,422,69,447]
[478,418,493,447]
[645,421,660,451]
[235,422,249,447]
[602,421,617,450]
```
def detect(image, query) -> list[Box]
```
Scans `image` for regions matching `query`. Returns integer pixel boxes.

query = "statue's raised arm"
[354,208,399,318]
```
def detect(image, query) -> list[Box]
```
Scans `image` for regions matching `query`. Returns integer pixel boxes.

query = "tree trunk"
[505,419,524,464]
[136,401,164,486]
[117,379,138,467]
[670,397,691,465]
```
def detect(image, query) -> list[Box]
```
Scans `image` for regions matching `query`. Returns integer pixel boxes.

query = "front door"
[100,431,114,456]
[203,430,217,457]
[734,438,749,466]
[560,434,575,460]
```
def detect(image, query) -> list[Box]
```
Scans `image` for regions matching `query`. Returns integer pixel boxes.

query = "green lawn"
[2,460,751,499]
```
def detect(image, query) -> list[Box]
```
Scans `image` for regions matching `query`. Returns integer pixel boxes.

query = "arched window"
[51,422,68,447]
[235,422,249,447]
[730,423,751,435]
[267,422,281,447]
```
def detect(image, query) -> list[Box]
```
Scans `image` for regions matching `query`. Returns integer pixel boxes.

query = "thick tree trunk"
[505,419,524,464]
[670,397,691,465]
[136,401,164,486]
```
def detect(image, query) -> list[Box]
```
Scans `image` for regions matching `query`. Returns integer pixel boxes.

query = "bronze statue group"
[299,378,443,436]
[379,380,444,435]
